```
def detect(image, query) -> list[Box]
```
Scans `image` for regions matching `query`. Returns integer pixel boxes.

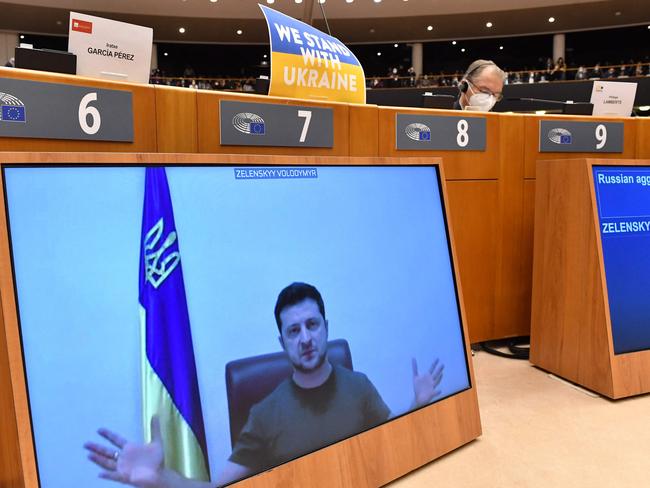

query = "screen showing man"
[3,164,470,487]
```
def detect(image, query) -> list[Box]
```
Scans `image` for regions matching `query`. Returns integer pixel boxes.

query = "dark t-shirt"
[229,365,390,472]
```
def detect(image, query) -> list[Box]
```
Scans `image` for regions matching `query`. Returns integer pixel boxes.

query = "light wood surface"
[530,158,650,399]
[349,104,379,157]
[0,67,157,152]
[0,152,480,488]
[637,118,650,159]
[446,181,498,342]
[197,91,350,156]
[154,85,198,153]
[0,285,23,488]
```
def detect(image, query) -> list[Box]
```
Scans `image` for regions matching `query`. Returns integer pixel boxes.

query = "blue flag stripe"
[138,167,209,460]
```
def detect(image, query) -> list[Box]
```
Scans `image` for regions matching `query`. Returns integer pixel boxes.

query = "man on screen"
[85,282,444,487]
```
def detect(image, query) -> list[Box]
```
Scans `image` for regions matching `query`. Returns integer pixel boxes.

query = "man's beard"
[292,348,328,373]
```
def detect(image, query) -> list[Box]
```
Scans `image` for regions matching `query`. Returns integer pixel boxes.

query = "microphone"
[505,97,593,115]
[506,97,589,105]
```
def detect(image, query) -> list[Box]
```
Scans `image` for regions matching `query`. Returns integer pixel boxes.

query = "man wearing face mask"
[454,59,505,112]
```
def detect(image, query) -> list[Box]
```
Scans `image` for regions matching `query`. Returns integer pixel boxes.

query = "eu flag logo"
[419,131,431,141]
[250,122,265,135]
[560,134,572,144]
[1,105,26,123]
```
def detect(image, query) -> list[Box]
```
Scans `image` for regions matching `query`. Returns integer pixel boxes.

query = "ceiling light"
[164,52,169,56]
[346,0,353,3]
[486,22,493,28]
[548,17,555,23]
[377,52,382,56]
[374,0,382,3]
[267,0,274,3]
[178,27,186,34]
[499,45,504,50]
[427,25,433,31]
[452,41,456,45]
[615,11,621,16]
[20,35,24,39]
[263,54,268,58]
[210,0,217,3]
[461,48,466,52]
[236,29,243,35]
[369,28,375,33]
[394,43,398,47]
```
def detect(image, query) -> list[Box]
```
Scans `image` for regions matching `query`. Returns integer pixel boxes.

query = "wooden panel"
[0,152,480,488]
[0,67,157,152]
[523,114,638,179]
[154,85,198,153]
[197,92,350,156]
[376,107,503,180]
[349,104,378,157]
[491,115,530,341]
[446,181,498,343]
[0,287,23,488]
[637,118,650,159]
[530,158,614,397]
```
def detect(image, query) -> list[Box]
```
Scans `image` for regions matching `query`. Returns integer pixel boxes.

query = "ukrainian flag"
[139,167,209,481]
[260,5,366,104]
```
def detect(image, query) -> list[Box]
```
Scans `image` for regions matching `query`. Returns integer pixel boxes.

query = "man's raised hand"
[411,357,444,407]
[84,416,165,487]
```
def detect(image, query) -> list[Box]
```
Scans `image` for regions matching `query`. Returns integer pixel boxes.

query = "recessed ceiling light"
[164,52,169,56]
[486,21,493,28]
[236,29,243,35]
[377,52,382,56]
[263,54,268,58]
[178,27,186,34]
[427,25,433,31]
[394,43,398,47]
[461,48,466,52]
[19,35,24,39]
[548,17,555,23]
[56,20,62,25]
[452,41,456,45]
[499,45,504,50]
[614,11,621,16]
[369,28,375,33]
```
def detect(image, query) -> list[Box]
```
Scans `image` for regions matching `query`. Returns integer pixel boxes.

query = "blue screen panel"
[593,166,650,355]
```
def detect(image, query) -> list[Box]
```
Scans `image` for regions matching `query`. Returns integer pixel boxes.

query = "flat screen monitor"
[593,165,650,354]
[2,162,471,487]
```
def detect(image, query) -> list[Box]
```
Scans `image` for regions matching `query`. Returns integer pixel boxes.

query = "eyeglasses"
[468,79,503,102]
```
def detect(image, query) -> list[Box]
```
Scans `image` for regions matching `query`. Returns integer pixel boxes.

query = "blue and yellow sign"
[260,5,366,104]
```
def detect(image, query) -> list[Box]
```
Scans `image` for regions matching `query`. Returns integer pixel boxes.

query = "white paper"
[590,81,637,117]
[68,12,153,84]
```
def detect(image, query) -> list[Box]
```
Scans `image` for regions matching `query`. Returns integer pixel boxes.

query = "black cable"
[317,0,332,36]
[479,336,530,360]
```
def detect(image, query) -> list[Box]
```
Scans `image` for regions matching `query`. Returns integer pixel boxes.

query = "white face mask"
[466,91,497,112]
[464,81,498,111]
